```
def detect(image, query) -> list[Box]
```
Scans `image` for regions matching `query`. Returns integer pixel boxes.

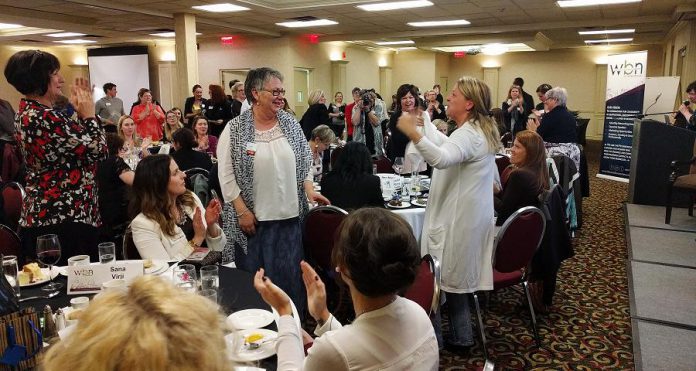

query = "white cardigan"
[131,192,226,261]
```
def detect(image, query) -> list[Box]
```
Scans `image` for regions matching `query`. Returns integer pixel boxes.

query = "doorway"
[220,69,249,96]
[294,68,311,119]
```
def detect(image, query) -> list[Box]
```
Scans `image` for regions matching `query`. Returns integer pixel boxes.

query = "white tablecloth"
[391,207,425,242]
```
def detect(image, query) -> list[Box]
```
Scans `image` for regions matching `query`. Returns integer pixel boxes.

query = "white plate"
[412,199,428,207]
[386,201,411,209]
[226,329,278,362]
[226,309,275,330]
[19,267,60,287]
[145,260,168,275]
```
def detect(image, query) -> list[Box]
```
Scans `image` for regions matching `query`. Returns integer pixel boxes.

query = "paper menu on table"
[66,261,143,295]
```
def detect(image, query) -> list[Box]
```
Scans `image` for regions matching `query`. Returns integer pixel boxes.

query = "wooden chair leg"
[472,292,489,360]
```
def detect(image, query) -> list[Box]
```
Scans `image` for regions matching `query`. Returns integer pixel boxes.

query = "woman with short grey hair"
[545,87,568,107]
[217,67,330,317]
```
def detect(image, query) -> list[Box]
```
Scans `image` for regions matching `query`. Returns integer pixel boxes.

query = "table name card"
[66,261,144,295]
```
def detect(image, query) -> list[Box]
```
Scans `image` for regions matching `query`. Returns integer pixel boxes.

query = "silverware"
[19,291,60,302]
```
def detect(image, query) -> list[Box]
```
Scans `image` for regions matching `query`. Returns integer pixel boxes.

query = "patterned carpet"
[439,140,633,370]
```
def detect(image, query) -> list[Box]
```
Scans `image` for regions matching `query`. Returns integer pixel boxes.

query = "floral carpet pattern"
[440,141,633,370]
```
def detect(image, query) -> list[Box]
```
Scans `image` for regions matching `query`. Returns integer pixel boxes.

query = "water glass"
[98,242,116,264]
[199,289,217,304]
[2,256,20,297]
[173,264,197,293]
[200,265,219,291]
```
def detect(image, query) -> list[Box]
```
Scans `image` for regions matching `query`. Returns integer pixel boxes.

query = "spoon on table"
[19,291,60,302]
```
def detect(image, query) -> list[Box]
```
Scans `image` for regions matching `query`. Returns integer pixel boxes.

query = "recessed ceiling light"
[0,23,23,30]
[433,43,534,53]
[584,38,633,44]
[375,40,414,45]
[578,29,635,35]
[358,1,433,12]
[149,32,202,37]
[481,44,508,56]
[191,3,249,12]
[54,39,96,44]
[397,47,418,50]
[557,0,640,8]
[46,32,87,38]
[407,19,470,27]
[276,19,338,28]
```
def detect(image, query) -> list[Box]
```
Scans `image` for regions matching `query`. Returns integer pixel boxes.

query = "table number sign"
[66,261,144,294]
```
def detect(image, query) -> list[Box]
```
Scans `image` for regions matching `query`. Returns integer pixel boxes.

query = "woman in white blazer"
[130,154,225,261]
[397,76,500,350]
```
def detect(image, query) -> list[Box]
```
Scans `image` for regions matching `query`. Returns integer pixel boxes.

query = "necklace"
[355,296,397,318]
[173,202,186,225]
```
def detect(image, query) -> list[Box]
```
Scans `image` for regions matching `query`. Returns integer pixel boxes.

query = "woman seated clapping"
[494,130,548,225]
[254,208,439,370]
[320,142,384,210]
[191,115,218,157]
[117,115,151,160]
[163,109,183,143]
[130,154,224,261]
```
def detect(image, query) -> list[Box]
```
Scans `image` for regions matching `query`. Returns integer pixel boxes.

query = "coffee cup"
[70,296,89,309]
[67,255,91,266]
[102,279,126,292]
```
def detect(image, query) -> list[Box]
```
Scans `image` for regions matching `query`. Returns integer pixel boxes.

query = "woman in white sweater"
[130,154,225,260]
[254,208,439,370]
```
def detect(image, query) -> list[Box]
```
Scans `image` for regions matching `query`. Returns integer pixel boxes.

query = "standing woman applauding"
[4,50,107,264]
[397,76,500,350]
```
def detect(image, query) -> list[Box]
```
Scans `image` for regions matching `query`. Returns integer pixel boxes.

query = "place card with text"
[66,261,144,295]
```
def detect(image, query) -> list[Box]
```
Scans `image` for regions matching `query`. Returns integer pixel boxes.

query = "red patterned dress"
[16,98,107,228]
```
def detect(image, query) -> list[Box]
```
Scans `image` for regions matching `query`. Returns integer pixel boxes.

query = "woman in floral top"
[4,50,107,264]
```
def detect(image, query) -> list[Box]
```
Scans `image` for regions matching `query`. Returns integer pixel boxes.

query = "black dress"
[320,173,385,211]
[300,103,331,140]
[204,99,234,138]
[96,156,132,238]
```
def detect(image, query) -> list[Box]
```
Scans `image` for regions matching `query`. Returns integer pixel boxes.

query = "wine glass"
[393,157,404,176]
[36,234,63,291]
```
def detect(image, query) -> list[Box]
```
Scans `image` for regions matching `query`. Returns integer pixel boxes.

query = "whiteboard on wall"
[88,47,150,110]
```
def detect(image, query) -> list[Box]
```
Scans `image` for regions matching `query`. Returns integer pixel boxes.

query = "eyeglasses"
[260,89,286,97]
[119,147,127,152]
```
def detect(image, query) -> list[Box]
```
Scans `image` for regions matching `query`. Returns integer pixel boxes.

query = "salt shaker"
[55,309,66,331]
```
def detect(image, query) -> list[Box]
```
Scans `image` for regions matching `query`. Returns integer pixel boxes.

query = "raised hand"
[253,268,293,316]
[300,261,329,323]
[204,198,221,226]
[70,77,95,119]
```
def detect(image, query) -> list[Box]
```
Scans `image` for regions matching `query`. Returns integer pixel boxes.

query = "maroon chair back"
[495,156,511,179]
[122,227,141,260]
[0,224,22,261]
[303,206,348,271]
[493,206,545,274]
[373,156,394,174]
[403,254,440,315]
[2,182,25,232]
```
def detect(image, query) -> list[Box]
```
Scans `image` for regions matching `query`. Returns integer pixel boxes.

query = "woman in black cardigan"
[494,130,548,225]
[300,89,331,140]
[183,84,208,128]
[320,142,385,211]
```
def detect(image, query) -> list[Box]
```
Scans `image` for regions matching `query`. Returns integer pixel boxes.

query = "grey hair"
[545,87,568,106]
[311,124,336,144]
[244,67,284,104]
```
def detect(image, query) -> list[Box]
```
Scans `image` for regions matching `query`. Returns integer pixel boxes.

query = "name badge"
[105,102,111,106]
[246,142,257,156]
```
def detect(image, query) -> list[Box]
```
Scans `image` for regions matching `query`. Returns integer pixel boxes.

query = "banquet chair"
[184,167,210,206]
[0,224,21,262]
[402,254,440,315]
[575,118,590,147]
[303,205,349,319]
[665,140,696,224]
[472,206,546,359]
[495,156,511,179]
[373,155,394,173]
[122,226,141,260]
[1,181,25,233]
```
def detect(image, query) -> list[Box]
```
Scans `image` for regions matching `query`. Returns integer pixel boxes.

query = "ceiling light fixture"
[481,43,508,56]
[375,40,414,45]
[0,23,23,30]
[557,0,640,8]
[358,1,433,12]
[407,19,470,27]
[397,47,418,50]
[584,38,633,44]
[46,32,86,38]
[276,19,338,28]
[149,32,202,37]
[191,3,249,12]
[578,29,635,35]
[54,39,96,44]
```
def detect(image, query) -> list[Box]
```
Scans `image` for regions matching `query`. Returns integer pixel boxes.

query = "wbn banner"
[598,51,647,181]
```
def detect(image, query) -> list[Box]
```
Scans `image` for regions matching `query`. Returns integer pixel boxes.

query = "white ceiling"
[0,0,693,52]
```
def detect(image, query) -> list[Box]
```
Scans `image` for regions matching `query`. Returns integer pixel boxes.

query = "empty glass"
[2,255,20,297]
[98,242,116,264]
[393,157,404,176]
[200,265,219,291]
[199,289,217,304]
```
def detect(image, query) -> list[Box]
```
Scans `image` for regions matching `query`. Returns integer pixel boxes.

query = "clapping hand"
[527,117,540,132]
[397,111,419,137]
[204,198,221,226]
[70,77,95,119]
[301,261,329,322]
[253,268,293,316]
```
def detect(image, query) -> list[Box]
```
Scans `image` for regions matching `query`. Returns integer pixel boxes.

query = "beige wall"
[392,50,436,94]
